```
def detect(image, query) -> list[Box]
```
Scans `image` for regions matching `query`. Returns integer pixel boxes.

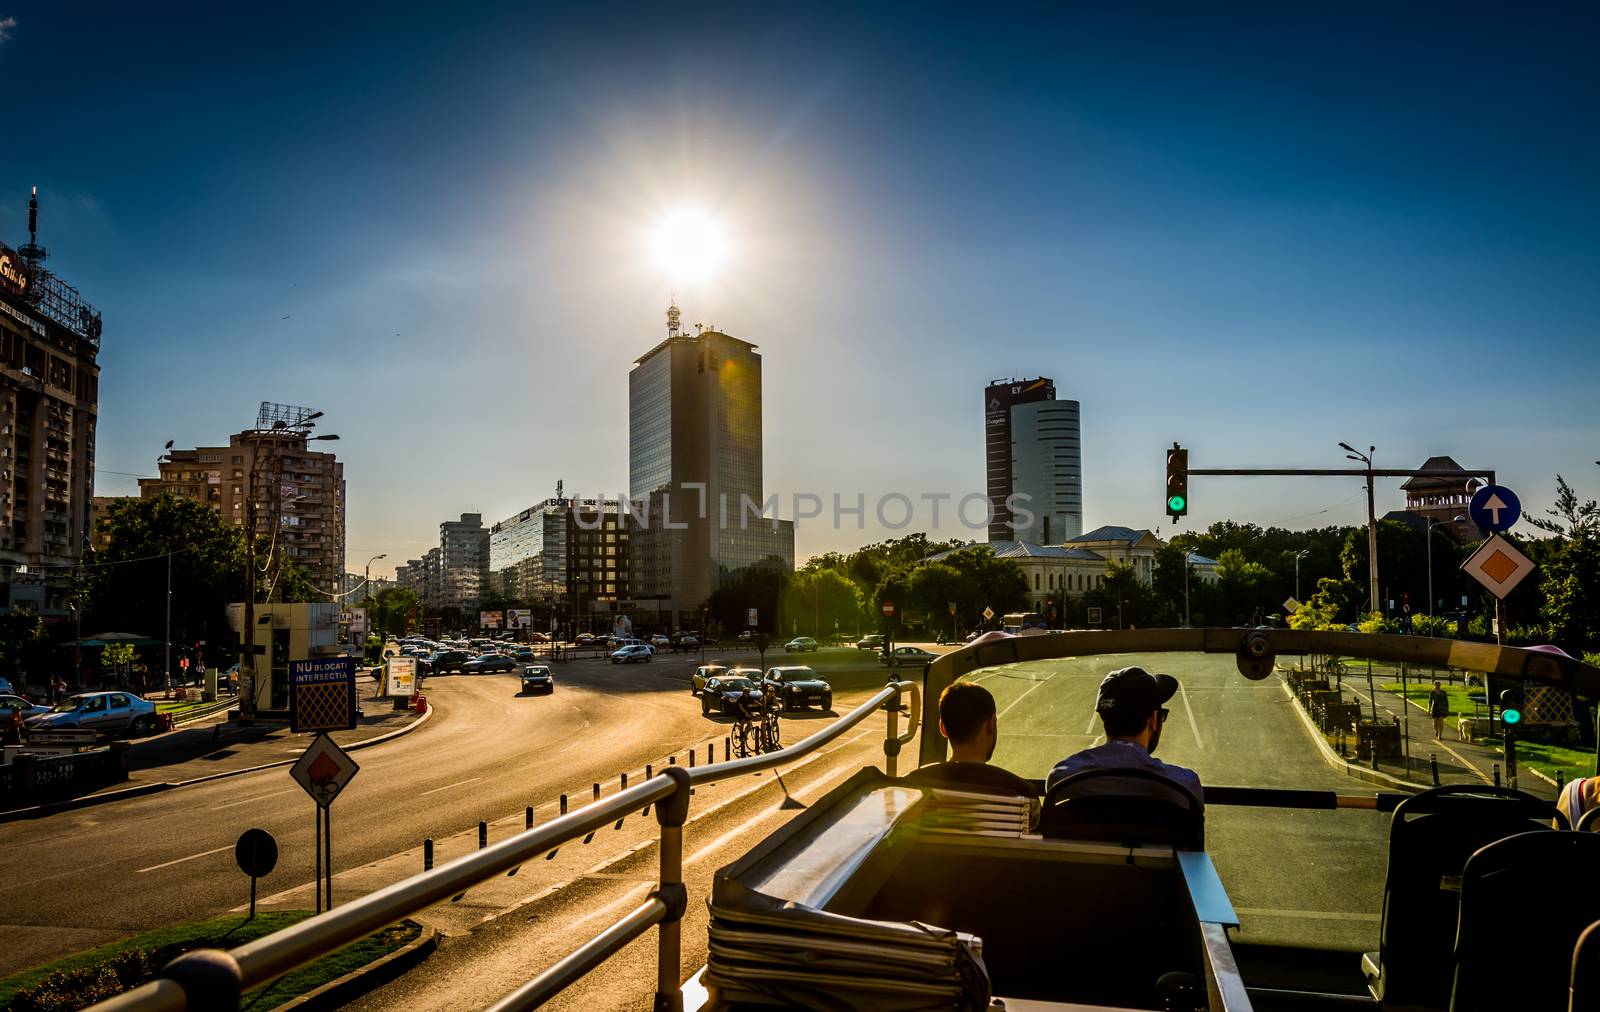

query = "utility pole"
[164,550,172,693]
[242,448,259,721]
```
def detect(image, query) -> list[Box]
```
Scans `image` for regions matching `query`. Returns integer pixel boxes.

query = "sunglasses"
[1157,707,1171,723]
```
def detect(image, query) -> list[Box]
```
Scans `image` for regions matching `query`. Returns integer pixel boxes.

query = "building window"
[1034,573,1040,590]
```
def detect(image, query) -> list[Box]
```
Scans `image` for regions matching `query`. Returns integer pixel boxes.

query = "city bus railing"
[88,680,919,1012]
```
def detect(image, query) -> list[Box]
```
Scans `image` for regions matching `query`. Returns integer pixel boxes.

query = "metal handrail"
[89,680,919,1012]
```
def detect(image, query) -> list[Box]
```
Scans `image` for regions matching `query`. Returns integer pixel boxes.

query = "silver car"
[24,691,159,737]
[0,693,49,721]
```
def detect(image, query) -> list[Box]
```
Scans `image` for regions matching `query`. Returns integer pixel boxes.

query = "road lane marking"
[418,777,482,797]
[1235,907,1379,923]
[997,674,1051,721]
[137,844,233,873]
[1177,682,1204,749]
[210,788,296,810]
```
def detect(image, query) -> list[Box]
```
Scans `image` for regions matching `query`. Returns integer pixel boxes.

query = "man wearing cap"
[1046,666,1203,807]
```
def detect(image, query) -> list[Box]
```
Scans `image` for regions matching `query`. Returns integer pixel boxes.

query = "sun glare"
[648,207,730,285]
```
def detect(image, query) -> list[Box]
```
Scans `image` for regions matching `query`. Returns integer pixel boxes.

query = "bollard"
[479,821,488,849]
[644,764,653,816]
[560,794,568,815]
[669,755,676,766]
[1430,753,1440,786]
[726,736,731,759]
[1493,764,1501,787]
[593,782,601,802]
[621,772,628,790]
[709,741,715,764]
[1558,769,1566,792]
[689,749,695,769]
[424,838,434,871]
[525,806,534,830]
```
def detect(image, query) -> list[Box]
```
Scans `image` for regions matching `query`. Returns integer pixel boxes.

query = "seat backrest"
[1573,919,1600,1012]
[1041,768,1203,849]
[1451,831,1600,1012]
[1377,785,1561,1008]
[1577,807,1600,832]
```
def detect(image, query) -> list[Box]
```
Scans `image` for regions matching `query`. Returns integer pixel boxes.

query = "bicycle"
[758,704,781,752]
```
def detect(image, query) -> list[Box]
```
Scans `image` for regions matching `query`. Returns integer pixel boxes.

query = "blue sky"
[2,4,1596,574]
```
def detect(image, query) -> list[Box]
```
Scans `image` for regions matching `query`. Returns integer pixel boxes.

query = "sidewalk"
[1286,667,1557,800]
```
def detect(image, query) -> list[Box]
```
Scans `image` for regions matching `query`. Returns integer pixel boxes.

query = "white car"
[610,644,653,664]
[650,633,672,648]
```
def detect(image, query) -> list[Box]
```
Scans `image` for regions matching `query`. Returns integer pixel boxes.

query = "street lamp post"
[1182,552,1191,628]
[1426,515,1467,616]
[1339,443,1380,615]
[364,553,386,646]
[1293,549,1309,602]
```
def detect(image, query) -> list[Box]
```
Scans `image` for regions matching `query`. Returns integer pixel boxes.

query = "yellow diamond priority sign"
[1460,533,1535,600]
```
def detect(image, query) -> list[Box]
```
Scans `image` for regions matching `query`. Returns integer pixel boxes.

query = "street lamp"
[1426,514,1467,616]
[1339,442,1380,615]
[1292,549,1310,602]
[364,553,386,644]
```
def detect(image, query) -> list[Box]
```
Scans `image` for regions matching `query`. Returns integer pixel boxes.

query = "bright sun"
[648,207,730,285]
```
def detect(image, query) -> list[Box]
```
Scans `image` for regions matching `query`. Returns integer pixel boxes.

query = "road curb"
[1279,678,1421,795]
[0,705,433,823]
[265,925,438,1012]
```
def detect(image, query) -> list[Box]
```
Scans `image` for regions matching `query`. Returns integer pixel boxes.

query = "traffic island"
[0,912,423,1012]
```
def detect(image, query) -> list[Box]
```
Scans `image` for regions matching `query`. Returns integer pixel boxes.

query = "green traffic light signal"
[1499,688,1523,725]
[1168,495,1186,513]
[1502,706,1521,725]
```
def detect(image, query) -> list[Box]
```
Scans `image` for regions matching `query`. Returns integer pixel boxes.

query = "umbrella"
[63,632,164,647]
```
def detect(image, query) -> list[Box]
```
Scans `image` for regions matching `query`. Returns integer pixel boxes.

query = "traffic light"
[1166,443,1189,519]
[1499,688,1523,726]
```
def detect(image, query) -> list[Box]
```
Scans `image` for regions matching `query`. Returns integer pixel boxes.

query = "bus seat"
[1572,919,1600,1012]
[1362,785,1563,1008]
[1450,830,1600,1012]
[1040,768,1203,849]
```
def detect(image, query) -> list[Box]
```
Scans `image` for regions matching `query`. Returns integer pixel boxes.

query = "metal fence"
[89,680,920,1012]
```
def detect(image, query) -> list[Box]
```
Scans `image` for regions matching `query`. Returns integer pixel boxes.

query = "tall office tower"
[0,190,103,615]
[984,377,1082,543]
[438,513,488,613]
[628,302,793,630]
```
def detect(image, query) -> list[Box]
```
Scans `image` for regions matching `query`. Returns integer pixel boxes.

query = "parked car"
[0,677,13,695]
[784,636,819,653]
[25,691,158,737]
[463,653,518,674]
[650,633,672,648]
[528,632,551,643]
[513,646,537,662]
[737,630,754,641]
[0,693,49,721]
[574,632,596,645]
[691,664,728,696]
[700,674,764,716]
[429,650,471,673]
[610,644,653,664]
[856,634,885,651]
[881,645,938,668]
[519,665,554,694]
[762,666,832,711]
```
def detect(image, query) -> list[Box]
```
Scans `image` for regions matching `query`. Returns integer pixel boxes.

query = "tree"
[1527,475,1600,538]
[369,587,423,638]
[1084,562,1154,628]
[1532,477,1600,652]
[1216,548,1275,624]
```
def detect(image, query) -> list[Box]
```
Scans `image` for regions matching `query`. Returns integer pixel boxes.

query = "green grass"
[1380,682,1488,718]
[0,911,420,1011]
[1502,738,1594,786]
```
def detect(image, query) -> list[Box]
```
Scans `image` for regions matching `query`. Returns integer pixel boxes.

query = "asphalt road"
[0,647,871,978]
[979,651,1388,955]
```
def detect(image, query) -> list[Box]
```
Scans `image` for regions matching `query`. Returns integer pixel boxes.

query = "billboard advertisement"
[480,610,503,629]
[386,656,417,697]
[506,608,532,630]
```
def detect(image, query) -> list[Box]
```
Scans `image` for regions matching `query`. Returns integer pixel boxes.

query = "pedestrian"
[1428,681,1450,739]
[51,675,65,704]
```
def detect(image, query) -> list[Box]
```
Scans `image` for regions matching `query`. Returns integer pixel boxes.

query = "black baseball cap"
[1096,666,1179,719]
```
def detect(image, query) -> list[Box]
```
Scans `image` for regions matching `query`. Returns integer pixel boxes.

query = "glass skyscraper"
[628,304,794,629]
[984,377,1083,543]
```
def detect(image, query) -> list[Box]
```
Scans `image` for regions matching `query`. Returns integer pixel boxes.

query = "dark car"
[762,666,832,711]
[881,645,938,667]
[519,665,554,694]
[514,646,537,662]
[429,649,471,673]
[463,653,518,674]
[700,674,764,717]
[856,634,884,651]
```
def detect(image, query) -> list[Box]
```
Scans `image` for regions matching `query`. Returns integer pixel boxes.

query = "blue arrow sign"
[1469,484,1521,533]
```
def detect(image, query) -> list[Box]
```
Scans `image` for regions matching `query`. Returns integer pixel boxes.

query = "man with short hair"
[1047,666,1203,807]
[902,681,1038,799]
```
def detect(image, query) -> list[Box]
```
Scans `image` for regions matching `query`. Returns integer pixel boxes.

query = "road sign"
[882,601,895,616]
[290,734,360,809]
[747,607,758,627]
[235,828,279,878]
[1468,484,1522,533]
[1283,597,1301,614]
[289,658,358,734]
[982,606,994,621]
[1087,607,1103,626]
[1461,534,1536,600]
[948,601,957,616]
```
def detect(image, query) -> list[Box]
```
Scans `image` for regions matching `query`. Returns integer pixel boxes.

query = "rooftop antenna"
[666,297,681,338]
[555,479,564,503]
[19,186,48,268]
